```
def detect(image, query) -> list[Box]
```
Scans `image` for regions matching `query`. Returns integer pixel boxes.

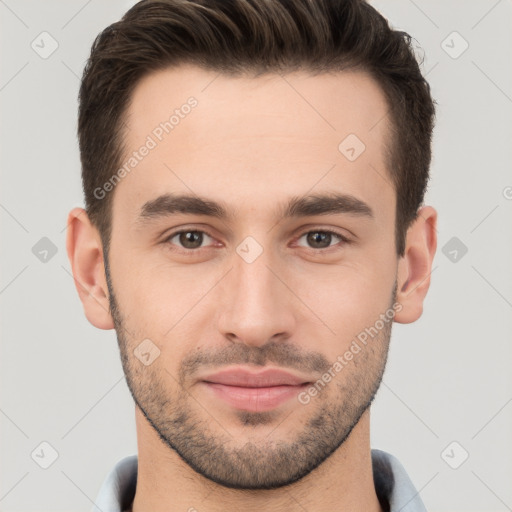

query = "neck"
[131,407,383,512]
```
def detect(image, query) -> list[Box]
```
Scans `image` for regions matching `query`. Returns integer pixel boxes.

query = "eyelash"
[162,228,352,253]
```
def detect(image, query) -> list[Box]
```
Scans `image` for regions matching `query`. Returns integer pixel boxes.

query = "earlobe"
[65,207,114,330]
[394,206,438,324]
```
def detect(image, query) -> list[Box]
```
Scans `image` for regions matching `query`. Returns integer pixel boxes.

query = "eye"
[296,230,350,250]
[161,227,351,254]
[165,230,215,250]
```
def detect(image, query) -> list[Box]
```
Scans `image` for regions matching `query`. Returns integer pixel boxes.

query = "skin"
[66,64,437,512]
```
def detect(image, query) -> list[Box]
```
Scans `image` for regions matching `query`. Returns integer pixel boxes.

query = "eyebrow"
[137,192,374,224]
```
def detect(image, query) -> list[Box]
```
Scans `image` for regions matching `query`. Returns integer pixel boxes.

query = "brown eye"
[179,231,203,249]
[296,230,349,250]
[166,230,213,250]
[306,232,332,248]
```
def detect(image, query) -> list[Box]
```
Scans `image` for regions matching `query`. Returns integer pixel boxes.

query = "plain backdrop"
[1,1,511,511]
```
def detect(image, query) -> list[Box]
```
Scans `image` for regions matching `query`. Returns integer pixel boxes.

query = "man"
[66,0,437,510]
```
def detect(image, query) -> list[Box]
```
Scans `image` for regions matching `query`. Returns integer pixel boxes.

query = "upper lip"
[202,367,311,387]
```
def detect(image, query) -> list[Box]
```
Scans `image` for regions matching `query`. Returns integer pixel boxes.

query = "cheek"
[110,247,178,305]
[292,266,394,346]
[113,260,218,346]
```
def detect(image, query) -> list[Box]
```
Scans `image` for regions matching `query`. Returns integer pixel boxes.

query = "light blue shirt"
[91,449,427,512]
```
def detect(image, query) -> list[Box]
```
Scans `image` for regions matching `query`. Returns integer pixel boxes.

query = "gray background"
[1,1,511,511]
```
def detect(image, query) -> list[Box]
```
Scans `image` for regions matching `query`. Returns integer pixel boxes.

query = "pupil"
[307,232,331,248]
[180,231,202,248]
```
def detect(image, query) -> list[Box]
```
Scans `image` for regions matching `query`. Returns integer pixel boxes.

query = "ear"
[65,207,114,330]
[394,206,438,324]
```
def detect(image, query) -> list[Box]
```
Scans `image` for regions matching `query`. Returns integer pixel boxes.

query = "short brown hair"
[78,0,435,257]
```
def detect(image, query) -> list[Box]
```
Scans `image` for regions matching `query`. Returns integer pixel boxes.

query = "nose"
[216,248,297,347]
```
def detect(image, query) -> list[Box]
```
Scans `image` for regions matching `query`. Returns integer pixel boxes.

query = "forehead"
[116,64,393,224]
[125,64,389,144]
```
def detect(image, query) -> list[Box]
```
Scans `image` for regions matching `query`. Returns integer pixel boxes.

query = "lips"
[202,367,310,387]
[200,367,312,413]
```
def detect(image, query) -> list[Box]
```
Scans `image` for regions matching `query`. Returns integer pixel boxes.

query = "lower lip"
[202,382,309,412]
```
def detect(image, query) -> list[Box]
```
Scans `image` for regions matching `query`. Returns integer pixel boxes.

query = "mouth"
[200,367,312,413]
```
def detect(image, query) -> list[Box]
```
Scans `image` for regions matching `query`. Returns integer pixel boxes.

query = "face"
[105,65,399,489]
